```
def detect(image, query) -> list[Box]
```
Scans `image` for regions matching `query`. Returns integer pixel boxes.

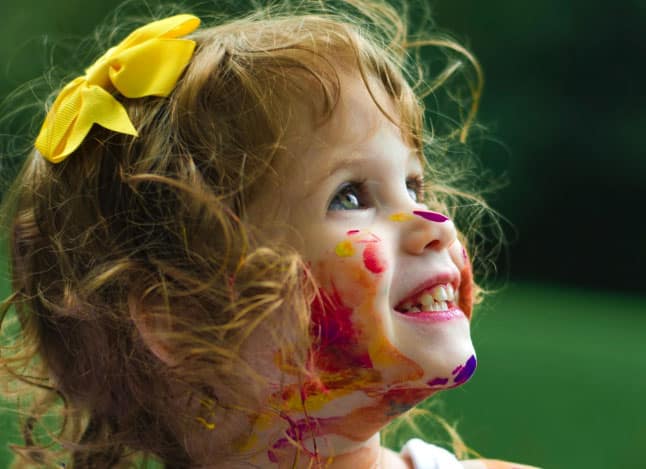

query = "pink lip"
[394,307,465,323]
[393,273,459,310]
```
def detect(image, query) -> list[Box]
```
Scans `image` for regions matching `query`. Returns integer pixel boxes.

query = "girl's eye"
[406,176,425,203]
[328,182,368,211]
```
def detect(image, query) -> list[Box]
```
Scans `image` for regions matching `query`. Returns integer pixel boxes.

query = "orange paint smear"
[459,256,474,319]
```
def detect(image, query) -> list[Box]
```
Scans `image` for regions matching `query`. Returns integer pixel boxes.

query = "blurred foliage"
[431,0,646,295]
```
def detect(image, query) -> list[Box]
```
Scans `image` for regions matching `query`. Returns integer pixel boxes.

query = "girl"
[0,1,536,467]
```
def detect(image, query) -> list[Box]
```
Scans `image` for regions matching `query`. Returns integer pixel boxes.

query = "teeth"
[419,293,433,307]
[431,285,448,301]
[397,283,457,313]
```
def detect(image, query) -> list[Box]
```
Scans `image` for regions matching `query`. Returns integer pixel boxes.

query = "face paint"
[458,252,474,318]
[355,232,381,244]
[426,377,449,387]
[412,210,449,223]
[310,286,374,373]
[389,212,414,222]
[335,240,355,257]
[195,399,217,430]
[257,237,476,460]
[452,354,477,385]
[363,243,386,274]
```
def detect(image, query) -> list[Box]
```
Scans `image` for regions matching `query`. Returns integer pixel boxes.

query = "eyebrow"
[306,149,422,198]
[324,148,421,178]
[322,151,372,179]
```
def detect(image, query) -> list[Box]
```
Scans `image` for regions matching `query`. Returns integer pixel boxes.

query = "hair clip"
[35,14,200,163]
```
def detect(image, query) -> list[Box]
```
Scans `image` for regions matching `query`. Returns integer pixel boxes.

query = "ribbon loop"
[35,14,200,163]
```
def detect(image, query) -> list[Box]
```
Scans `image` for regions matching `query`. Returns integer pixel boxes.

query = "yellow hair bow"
[35,14,200,163]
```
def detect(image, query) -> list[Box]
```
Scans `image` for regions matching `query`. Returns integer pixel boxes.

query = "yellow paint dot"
[195,417,216,430]
[335,240,355,257]
[389,212,413,222]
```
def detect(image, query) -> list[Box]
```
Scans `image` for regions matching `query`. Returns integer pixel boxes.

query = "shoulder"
[400,438,462,469]
[459,460,542,469]
[399,440,541,469]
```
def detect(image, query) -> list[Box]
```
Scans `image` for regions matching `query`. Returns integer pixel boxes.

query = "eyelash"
[407,175,426,203]
[328,180,369,211]
[328,176,426,211]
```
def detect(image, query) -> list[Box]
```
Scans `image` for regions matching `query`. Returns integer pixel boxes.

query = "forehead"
[278,70,419,178]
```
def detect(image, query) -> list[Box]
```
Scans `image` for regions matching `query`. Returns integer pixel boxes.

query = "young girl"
[0,1,537,467]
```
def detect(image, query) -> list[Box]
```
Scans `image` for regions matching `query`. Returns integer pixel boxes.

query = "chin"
[389,315,477,389]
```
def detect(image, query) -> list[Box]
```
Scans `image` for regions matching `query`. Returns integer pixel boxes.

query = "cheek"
[309,235,424,381]
[317,234,389,308]
[362,243,387,274]
[448,239,468,270]
[450,241,474,318]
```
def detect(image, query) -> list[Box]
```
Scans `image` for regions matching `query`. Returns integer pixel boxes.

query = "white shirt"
[400,439,462,469]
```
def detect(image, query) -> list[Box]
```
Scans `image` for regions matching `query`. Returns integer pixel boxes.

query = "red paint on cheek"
[459,255,474,318]
[363,243,386,274]
[309,287,373,372]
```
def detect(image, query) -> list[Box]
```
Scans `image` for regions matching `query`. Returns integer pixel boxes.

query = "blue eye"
[406,185,418,203]
[328,182,367,211]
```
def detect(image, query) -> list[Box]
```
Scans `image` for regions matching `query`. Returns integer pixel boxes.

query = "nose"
[400,209,458,255]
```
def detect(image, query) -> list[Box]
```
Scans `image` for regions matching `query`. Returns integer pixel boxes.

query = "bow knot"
[35,14,200,163]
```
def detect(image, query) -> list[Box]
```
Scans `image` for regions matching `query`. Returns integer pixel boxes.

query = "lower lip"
[394,307,466,323]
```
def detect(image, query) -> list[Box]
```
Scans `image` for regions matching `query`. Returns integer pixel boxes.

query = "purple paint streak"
[427,377,449,387]
[413,210,449,223]
[452,365,463,376]
[453,355,477,385]
[268,413,320,463]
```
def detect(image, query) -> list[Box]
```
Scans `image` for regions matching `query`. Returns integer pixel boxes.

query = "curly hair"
[0,0,491,467]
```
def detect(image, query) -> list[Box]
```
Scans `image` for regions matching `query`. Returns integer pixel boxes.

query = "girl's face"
[246,72,476,397]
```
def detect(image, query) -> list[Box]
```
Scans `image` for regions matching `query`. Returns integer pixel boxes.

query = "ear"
[128,294,178,366]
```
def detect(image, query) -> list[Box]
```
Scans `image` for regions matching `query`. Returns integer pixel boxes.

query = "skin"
[241,70,470,468]
[184,71,539,468]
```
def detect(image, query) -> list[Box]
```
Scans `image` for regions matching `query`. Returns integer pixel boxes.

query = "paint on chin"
[425,354,478,389]
[453,355,477,385]
[427,377,449,387]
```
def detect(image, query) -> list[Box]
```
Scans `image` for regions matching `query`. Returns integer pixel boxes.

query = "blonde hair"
[0,0,491,466]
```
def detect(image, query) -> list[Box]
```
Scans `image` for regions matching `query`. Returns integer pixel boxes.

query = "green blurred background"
[1,0,644,468]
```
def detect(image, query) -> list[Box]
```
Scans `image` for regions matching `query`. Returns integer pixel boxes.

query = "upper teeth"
[399,284,458,313]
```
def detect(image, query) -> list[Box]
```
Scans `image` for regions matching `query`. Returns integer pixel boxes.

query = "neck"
[241,386,434,468]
